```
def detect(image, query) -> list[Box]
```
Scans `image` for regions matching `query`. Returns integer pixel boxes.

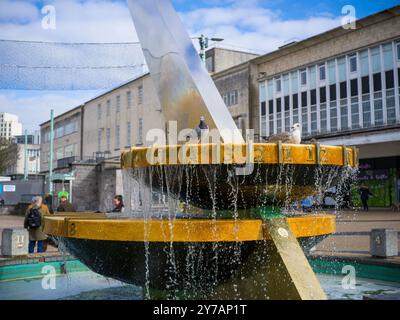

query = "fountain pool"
[1,259,399,300]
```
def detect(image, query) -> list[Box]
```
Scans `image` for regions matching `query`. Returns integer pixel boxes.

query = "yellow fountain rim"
[120,143,358,169]
[43,213,335,242]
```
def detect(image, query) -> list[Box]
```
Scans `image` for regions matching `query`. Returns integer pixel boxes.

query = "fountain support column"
[211,215,327,300]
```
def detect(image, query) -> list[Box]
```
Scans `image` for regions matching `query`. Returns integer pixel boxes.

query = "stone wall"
[70,163,99,211]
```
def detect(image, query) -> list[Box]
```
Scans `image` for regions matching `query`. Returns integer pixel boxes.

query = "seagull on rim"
[267,123,302,144]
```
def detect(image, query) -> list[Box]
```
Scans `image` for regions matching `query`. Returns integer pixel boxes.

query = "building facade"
[252,6,400,207]
[0,112,22,140]
[40,105,83,173]
[82,73,165,159]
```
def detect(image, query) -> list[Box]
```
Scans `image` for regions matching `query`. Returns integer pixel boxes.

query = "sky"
[0,0,398,133]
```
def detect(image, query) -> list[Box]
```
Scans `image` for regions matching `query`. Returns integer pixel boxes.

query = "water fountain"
[43,0,359,300]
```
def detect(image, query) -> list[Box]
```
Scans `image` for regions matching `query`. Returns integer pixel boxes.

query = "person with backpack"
[24,196,51,254]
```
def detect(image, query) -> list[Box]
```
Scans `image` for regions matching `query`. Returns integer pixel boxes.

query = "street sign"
[3,185,16,192]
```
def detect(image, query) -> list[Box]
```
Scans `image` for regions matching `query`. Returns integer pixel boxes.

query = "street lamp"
[193,35,224,62]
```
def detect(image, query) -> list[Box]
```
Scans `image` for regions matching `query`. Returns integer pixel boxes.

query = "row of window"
[98,119,143,152]
[222,90,239,107]
[42,117,79,143]
[97,86,144,120]
[260,40,400,137]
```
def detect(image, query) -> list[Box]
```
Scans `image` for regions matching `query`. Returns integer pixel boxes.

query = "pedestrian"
[359,185,374,212]
[0,198,4,206]
[57,195,75,212]
[24,196,51,254]
[111,195,125,213]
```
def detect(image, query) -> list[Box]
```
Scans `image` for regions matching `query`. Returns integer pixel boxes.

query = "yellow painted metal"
[211,218,327,300]
[120,143,358,169]
[43,214,335,242]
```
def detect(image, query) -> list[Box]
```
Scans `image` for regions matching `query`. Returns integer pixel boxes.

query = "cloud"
[0,1,39,23]
[180,3,342,52]
[0,0,344,133]
[0,90,99,132]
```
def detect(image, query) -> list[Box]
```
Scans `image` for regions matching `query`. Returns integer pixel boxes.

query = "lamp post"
[49,109,54,195]
[194,35,224,63]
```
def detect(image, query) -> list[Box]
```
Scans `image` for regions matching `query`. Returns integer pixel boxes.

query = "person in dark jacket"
[57,195,75,212]
[359,185,374,211]
[24,196,51,253]
[111,195,125,213]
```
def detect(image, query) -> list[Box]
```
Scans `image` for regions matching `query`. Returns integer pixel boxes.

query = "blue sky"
[0,0,398,132]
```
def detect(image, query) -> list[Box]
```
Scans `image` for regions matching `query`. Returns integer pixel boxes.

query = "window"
[97,104,102,120]
[261,102,266,116]
[340,99,348,130]
[371,47,381,73]
[276,98,282,132]
[138,118,143,145]
[340,82,347,99]
[301,92,307,107]
[97,129,102,152]
[385,70,394,89]
[360,50,369,76]
[115,125,120,149]
[373,73,382,92]
[268,100,273,114]
[300,70,307,86]
[349,55,357,73]
[329,84,336,101]
[374,92,383,126]
[361,76,369,94]
[223,93,229,106]
[320,87,326,103]
[330,102,337,132]
[106,100,111,116]
[116,96,121,113]
[106,128,111,151]
[350,79,358,97]
[319,64,326,81]
[362,95,371,128]
[310,89,316,105]
[328,60,336,85]
[292,94,299,124]
[127,91,132,108]
[229,90,238,106]
[138,86,143,104]
[276,78,281,93]
[320,103,327,133]
[276,98,282,113]
[397,42,400,60]
[351,97,359,129]
[284,96,290,132]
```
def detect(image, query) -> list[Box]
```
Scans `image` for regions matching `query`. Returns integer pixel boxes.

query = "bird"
[267,123,302,144]
[195,116,209,142]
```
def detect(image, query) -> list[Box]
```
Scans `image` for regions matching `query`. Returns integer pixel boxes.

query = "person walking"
[111,195,125,213]
[359,185,374,212]
[57,195,75,212]
[24,196,51,254]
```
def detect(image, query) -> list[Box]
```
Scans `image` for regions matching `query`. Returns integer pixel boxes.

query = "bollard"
[370,229,398,258]
[1,228,29,257]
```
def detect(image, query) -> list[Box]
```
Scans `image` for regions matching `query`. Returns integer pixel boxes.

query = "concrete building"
[205,46,259,74]
[40,105,83,173]
[82,73,164,159]
[212,61,252,133]
[0,113,22,140]
[252,6,400,207]
[4,143,40,176]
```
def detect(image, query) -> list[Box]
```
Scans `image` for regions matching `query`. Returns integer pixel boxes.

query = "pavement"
[0,209,399,266]
[310,208,400,265]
